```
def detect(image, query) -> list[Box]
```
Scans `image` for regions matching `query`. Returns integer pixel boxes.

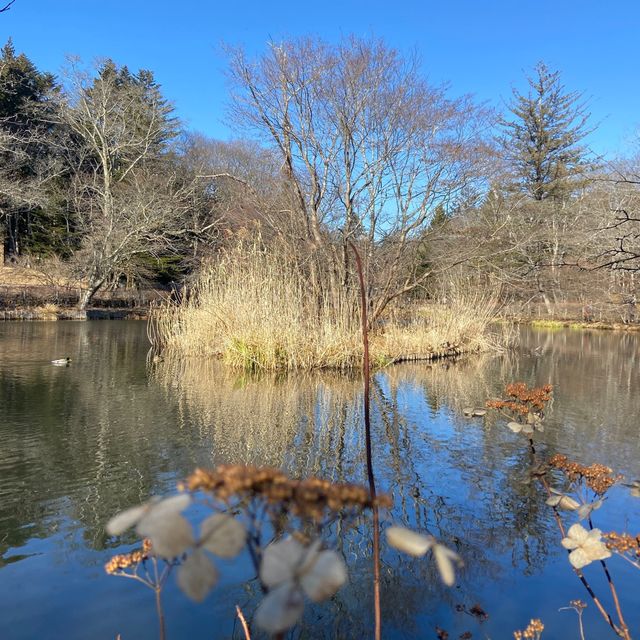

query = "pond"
[0,321,638,639]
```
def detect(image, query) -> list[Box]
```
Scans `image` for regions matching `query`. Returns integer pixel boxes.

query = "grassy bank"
[528,318,640,332]
[150,244,506,371]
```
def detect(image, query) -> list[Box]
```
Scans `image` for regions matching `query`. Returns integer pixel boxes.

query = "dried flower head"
[513,618,544,639]
[180,465,390,520]
[604,532,640,559]
[550,455,622,495]
[105,539,153,575]
[487,383,552,432]
[254,537,347,634]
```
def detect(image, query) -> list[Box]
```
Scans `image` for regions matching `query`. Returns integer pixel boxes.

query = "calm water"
[0,321,638,639]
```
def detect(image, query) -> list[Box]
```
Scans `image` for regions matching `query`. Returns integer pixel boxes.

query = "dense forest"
[1,37,638,317]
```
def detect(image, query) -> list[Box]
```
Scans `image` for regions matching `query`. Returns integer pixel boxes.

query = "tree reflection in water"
[0,322,638,639]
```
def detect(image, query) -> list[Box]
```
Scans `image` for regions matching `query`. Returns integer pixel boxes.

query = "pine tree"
[499,62,593,201]
[0,39,61,258]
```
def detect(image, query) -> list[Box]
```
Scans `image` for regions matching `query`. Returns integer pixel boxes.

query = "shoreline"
[0,307,148,320]
[517,318,640,332]
[1,307,639,332]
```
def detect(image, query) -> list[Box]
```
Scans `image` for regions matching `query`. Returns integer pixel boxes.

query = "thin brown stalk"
[587,518,631,640]
[152,558,167,640]
[350,241,381,640]
[154,587,166,640]
[235,605,252,640]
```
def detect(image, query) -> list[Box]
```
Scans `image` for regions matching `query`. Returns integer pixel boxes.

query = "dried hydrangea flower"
[106,494,194,558]
[561,524,611,569]
[385,526,462,586]
[255,538,347,634]
[177,514,247,602]
[545,488,580,511]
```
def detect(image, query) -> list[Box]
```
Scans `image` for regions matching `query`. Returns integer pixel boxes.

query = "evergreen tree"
[499,62,593,201]
[0,39,62,258]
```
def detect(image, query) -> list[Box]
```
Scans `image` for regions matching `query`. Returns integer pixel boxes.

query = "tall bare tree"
[58,60,189,309]
[227,36,491,322]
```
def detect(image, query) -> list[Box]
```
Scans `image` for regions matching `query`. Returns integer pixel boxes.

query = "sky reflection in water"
[0,321,638,639]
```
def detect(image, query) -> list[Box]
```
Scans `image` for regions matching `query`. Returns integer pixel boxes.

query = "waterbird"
[51,357,72,365]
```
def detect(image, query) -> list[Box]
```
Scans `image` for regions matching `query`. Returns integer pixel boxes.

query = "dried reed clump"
[151,241,362,371]
[150,240,505,371]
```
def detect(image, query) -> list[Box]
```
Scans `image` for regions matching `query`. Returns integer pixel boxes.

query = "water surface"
[0,322,638,639]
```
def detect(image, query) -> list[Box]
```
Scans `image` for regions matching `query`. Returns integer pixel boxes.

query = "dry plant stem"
[350,242,382,640]
[539,476,624,638]
[236,605,252,640]
[152,557,167,640]
[588,518,631,640]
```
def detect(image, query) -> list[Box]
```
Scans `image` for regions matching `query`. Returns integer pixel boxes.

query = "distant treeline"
[1,37,638,314]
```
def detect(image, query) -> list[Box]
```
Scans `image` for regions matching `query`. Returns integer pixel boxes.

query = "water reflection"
[0,322,638,639]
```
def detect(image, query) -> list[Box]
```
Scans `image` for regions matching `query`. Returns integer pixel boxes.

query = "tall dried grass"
[151,242,506,370]
[151,241,362,370]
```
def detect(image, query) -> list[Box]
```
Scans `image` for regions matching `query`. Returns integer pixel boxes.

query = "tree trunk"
[77,277,104,311]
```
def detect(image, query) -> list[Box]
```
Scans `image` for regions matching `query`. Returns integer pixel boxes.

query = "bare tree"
[227,36,491,322]
[57,60,190,309]
[593,152,640,274]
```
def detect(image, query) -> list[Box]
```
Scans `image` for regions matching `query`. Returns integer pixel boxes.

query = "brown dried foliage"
[604,532,640,557]
[180,465,391,520]
[550,454,623,495]
[105,539,153,574]
[513,618,544,639]
[486,383,553,417]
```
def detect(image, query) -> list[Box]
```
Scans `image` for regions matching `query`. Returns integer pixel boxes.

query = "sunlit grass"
[151,242,505,370]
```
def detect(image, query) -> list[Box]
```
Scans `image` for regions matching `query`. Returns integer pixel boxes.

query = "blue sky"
[1,0,639,157]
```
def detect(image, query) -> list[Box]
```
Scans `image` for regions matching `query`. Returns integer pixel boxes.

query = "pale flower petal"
[432,543,460,587]
[568,547,593,569]
[299,549,347,602]
[562,524,611,569]
[546,495,580,511]
[137,512,194,558]
[507,421,523,433]
[386,526,434,557]
[106,494,190,537]
[564,524,590,545]
[106,504,150,536]
[200,514,246,558]
[260,538,304,589]
[255,582,304,634]
[148,494,191,517]
[577,499,603,521]
[546,495,562,507]
[177,549,218,602]
[296,539,322,577]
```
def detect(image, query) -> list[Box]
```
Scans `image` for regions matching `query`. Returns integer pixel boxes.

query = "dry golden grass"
[151,242,505,371]
[0,258,80,288]
[152,242,362,370]
[33,303,61,320]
